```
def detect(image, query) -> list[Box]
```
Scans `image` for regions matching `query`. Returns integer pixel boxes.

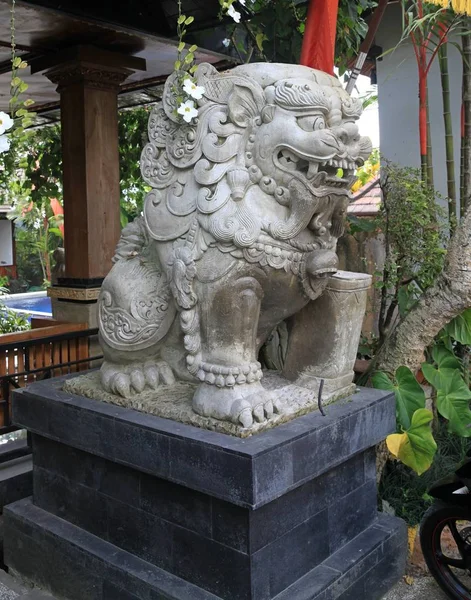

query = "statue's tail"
[113,216,148,263]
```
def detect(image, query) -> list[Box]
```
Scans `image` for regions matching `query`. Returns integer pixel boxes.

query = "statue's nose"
[333,127,350,146]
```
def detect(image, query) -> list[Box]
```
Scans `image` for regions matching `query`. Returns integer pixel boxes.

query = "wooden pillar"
[31,46,146,325]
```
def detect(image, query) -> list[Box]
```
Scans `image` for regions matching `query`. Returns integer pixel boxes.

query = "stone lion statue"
[98,62,372,429]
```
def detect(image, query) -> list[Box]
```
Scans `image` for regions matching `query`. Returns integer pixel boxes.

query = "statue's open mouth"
[275,148,358,191]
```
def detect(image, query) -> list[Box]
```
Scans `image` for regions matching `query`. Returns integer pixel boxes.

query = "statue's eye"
[296,115,326,132]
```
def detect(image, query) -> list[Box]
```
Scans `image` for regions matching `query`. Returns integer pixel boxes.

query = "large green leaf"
[372,367,426,430]
[444,309,471,345]
[434,370,471,437]
[422,346,461,390]
[432,345,461,370]
[387,408,437,476]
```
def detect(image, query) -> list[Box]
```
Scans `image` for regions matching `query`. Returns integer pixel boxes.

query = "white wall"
[0,220,14,267]
[376,3,463,201]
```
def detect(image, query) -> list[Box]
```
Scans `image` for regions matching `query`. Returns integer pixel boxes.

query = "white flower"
[0,111,13,135]
[182,79,205,100]
[222,38,231,47]
[0,135,10,153]
[177,100,199,123]
[227,4,241,22]
[239,0,246,5]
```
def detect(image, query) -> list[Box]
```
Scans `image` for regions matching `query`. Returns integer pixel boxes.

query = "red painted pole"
[299,0,339,75]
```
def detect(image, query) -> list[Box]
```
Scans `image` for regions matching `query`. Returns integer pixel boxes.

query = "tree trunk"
[438,41,456,229]
[462,20,471,216]
[376,203,471,373]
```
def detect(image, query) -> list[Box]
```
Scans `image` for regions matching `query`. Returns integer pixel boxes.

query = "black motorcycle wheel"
[420,501,471,600]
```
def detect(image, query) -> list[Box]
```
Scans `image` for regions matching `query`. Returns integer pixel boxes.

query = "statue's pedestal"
[4,377,406,600]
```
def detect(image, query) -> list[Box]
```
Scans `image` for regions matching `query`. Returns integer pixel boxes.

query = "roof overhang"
[0,0,235,118]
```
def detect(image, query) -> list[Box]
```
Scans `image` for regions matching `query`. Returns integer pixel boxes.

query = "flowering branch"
[172,0,206,124]
[0,0,36,155]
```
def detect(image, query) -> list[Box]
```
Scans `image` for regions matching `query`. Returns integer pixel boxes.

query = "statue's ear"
[228,83,264,128]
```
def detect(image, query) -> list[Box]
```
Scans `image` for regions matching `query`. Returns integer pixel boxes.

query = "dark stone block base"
[5,499,406,600]
[3,377,407,600]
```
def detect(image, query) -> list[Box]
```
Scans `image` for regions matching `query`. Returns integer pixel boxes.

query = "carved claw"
[253,403,266,423]
[239,407,254,429]
[264,398,274,420]
[130,368,146,393]
[100,360,175,398]
[114,374,131,398]
[157,361,176,385]
[144,364,160,389]
[272,397,283,415]
[230,399,254,428]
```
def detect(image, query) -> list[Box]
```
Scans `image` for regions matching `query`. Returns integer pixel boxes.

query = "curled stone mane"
[140,62,367,250]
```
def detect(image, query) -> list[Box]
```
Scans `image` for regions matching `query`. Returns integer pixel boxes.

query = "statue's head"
[141,63,371,270]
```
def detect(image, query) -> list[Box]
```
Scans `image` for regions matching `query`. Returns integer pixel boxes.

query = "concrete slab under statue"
[3,62,406,600]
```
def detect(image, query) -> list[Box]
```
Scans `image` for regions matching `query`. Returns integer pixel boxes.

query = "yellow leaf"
[407,525,418,556]
[386,433,406,458]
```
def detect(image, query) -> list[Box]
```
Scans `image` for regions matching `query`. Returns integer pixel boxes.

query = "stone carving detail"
[98,62,372,429]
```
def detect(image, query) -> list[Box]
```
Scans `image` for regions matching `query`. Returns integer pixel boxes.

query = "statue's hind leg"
[98,253,184,398]
[192,275,275,428]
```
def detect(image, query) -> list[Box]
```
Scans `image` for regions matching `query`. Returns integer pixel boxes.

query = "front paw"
[101,359,175,398]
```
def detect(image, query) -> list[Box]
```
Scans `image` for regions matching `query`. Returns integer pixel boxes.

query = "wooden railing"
[0,323,101,434]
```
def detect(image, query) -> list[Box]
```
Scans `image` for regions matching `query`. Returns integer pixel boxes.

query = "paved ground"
[383,575,448,600]
[0,570,451,600]
[0,570,56,600]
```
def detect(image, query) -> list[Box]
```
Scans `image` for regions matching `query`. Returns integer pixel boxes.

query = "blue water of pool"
[3,296,52,315]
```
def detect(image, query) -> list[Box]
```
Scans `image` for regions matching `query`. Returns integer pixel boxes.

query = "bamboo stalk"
[438,41,457,229]
[426,83,435,186]
[419,72,429,183]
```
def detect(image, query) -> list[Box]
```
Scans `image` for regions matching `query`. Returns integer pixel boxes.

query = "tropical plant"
[215,0,378,74]
[373,311,471,476]
[351,147,380,193]
[391,2,460,188]
[0,280,30,334]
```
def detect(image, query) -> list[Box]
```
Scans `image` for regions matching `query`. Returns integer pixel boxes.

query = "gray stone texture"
[97,62,373,429]
[64,370,354,438]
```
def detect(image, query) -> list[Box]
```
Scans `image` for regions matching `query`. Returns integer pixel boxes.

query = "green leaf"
[435,370,471,437]
[422,346,461,390]
[184,52,194,64]
[386,408,437,475]
[444,309,471,345]
[178,41,185,52]
[372,367,425,430]
[174,60,181,71]
[188,44,198,53]
[12,56,22,67]
[184,16,194,25]
[255,32,267,51]
[177,15,186,24]
[433,344,461,369]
